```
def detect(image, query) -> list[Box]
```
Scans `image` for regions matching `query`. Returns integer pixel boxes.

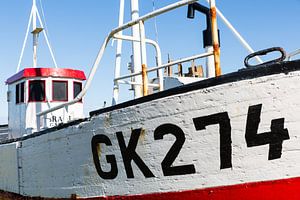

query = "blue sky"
[0,0,299,124]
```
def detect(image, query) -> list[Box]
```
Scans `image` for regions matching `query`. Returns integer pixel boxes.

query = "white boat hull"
[0,61,300,199]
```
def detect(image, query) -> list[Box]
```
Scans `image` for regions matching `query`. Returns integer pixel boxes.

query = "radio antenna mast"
[16,0,58,72]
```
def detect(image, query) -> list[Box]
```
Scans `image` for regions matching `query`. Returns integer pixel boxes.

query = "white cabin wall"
[8,82,27,138]
[30,78,84,130]
[27,102,84,130]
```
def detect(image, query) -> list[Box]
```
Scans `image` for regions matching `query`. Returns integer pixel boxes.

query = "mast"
[33,0,37,67]
[32,0,43,68]
[130,0,143,98]
[17,0,58,72]
[112,0,125,105]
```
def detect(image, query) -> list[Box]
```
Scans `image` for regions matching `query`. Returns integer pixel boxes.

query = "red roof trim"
[6,68,86,84]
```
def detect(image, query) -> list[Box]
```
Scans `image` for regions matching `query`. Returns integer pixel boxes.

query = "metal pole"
[113,34,163,91]
[115,52,213,81]
[204,0,263,64]
[287,49,300,61]
[32,0,37,68]
[130,0,143,98]
[209,0,221,76]
[205,46,215,77]
[112,0,125,105]
[139,21,148,96]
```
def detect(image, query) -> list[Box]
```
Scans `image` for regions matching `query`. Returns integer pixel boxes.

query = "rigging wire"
[39,0,48,35]
[152,0,160,68]
[17,7,34,72]
[38,0,58,68]
[152,0,159,44]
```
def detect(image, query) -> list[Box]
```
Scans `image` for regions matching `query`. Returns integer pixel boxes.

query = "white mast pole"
[130,0,143,98]
[112,0,125,105]
[32,0,38,68]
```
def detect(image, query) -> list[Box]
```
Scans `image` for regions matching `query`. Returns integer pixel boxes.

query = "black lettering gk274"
[91,104,289,179]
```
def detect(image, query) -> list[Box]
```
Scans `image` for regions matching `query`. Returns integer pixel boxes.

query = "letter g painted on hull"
[91,134,118,179]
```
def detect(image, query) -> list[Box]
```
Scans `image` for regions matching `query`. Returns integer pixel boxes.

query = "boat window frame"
[28,80,46,102]
[73,81,82,103]
[15,82,25,104]
[52,80,68,102]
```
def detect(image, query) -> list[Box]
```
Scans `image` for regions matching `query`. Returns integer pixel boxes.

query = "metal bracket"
[244,47,286,68]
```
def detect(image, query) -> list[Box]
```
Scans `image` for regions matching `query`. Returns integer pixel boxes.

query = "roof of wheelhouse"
[6,68,86,84]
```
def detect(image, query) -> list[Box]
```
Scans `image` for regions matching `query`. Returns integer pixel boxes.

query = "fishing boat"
[1,0,300,199]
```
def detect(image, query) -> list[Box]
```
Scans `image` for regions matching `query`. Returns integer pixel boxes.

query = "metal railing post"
[209,0,221,76]
[139,20,148,96]
[287,49,300,61]
[112,34,163,91]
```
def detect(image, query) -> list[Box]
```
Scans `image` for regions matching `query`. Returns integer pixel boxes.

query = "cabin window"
[29,80,45,102]
[73,82,82,101]
[16,82,25,104]
[53,81,68,101]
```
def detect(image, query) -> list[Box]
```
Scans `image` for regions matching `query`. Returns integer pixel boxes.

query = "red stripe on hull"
[81,177,300,200]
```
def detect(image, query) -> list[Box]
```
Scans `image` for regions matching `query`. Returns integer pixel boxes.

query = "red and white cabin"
[6,68,86,139]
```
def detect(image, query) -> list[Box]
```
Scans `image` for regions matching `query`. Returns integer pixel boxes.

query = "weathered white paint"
[0,142,19,194]
[2,70,300,198]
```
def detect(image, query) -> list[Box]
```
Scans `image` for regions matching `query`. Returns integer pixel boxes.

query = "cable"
[152,0,159,44]
[39,0,49,35]
[38,0,58,67]
[17,7,34,72]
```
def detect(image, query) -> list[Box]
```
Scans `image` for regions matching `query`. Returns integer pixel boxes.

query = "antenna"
[32,0,43,68]
[16,0,58,72]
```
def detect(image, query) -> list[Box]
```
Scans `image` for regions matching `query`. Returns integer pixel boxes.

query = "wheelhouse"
[6,68,86,138]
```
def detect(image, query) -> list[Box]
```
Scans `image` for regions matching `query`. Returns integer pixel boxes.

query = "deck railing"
[287,49,300,61]
[36,0,220,130]
[36,0,200,117]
